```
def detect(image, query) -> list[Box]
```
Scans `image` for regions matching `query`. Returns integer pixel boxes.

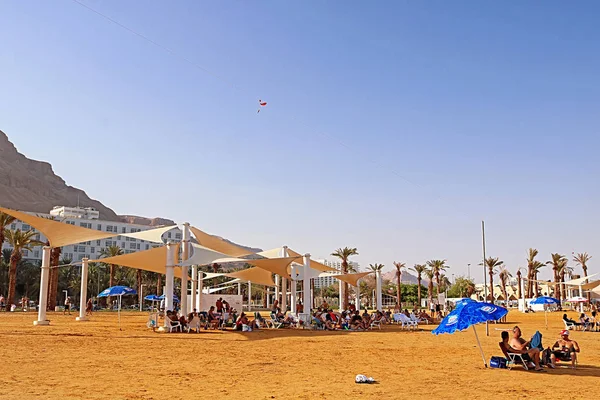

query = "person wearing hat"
[550,330,580,369]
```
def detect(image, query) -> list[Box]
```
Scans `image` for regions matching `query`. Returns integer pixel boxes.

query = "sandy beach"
[1,310,598,400]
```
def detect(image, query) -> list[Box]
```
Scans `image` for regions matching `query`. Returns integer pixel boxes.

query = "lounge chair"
[166,318,182,333]
[499,342,529,370]
[563,319,577,331]
[266,313,283,329]
[397,314,417,330]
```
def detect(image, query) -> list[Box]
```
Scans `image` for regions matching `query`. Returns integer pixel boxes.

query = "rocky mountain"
[0,130,120,220]
[381,270,428,285]
[0,129,261,252]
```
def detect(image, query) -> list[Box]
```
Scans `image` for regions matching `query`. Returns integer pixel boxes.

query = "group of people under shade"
[500,326,581,370]
[563,312,599,331]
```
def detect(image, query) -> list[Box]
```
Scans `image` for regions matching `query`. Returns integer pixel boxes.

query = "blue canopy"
[158,294,180,303]
[144,295,161,302]
[98,286,137,297]
[530,296,559,305]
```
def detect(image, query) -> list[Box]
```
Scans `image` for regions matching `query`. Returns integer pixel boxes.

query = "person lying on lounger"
[509,326,544,371]
[235,313,259,331]
[550,330,580,369]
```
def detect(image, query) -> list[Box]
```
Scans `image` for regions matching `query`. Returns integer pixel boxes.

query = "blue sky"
[1,1,598,282]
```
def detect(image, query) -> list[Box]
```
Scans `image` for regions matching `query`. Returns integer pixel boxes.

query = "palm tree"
[411,264,427,307]
[393,261,405,307]
[100,245,124,305]
[480,257,503,304]
[573,252,592,301]
[547,253,567,302]
[530,260,545,297]
[331,247,359,310]
[47,245,62,311]
[438,274,451,294]
[525,248,539,298]
[558,262,573,301]
[425,268,435,306]
[497,266,512,302]
[0,212,16,248]
[4,229,44,308]
[426,259,448,295]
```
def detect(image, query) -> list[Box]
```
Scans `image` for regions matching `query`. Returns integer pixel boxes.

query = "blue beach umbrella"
[158,294,180,303]
[454,298,476,307]
[144,295,161,302]
[433,301,508,368]
[98,286,137,330]
[530,296,559,329]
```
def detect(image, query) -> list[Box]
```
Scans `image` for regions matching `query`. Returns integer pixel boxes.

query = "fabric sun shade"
[213,256,301,278]
[90,245,182,278]
[177,244,231,267]
[189,226,256,257]
[225,267,275,287]
[0,206,115,248]
[121,225,178,244]
[256,247,285,259]
[318,271,373,287]
[286,248,338,273]
[563,273,599,286]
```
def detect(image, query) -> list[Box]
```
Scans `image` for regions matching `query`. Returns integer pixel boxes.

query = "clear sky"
[1,1,598,282]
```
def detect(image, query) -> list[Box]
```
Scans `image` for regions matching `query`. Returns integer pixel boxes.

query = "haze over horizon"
[1,1,598,282]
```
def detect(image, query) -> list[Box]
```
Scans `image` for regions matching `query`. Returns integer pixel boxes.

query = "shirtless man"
[550,330,580,369]
[509,326,544,371]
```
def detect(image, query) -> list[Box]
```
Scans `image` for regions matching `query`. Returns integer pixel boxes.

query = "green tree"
[525,248,539,298]
[547,253,567,301]
[331,247,358,310]
[573,252,592,301]
[497,266,512,301]
[99,245,124,305]
[411,264,427,307]
[4,229,44,308]
[426,259,448,295]
[480,257,503,304]
[447,276,475,298]
[425,268,435,305]
[393,261,405,307]
[0,212,16,250]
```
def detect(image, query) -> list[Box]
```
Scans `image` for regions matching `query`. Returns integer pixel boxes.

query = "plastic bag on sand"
[355,374,375,384]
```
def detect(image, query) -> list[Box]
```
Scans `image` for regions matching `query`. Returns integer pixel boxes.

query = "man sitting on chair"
[550,330,580,369]
[509,326,544,371]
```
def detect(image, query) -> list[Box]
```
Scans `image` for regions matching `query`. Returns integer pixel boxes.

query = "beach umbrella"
[530,296,559,329]
[144,295,161,302]
[454,298,476,307]
[432,301,508,368]
[98,286,137,330]
[566,296,588,303]
[158,294,180,303]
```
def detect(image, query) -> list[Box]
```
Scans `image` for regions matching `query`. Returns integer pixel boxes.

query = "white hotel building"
[312,259,359,289]
[1,206,181,262]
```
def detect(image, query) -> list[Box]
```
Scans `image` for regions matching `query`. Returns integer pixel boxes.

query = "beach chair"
[393,313,407,329]
[398,314,417,330]
[266,313,283,329]
[186,316,201,333]
[563,320,576,331]
[166,318,182,333]
[409,314,423,327]
[498,342,529,370]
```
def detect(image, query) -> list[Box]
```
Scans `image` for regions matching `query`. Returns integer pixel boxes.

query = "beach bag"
[541,348,552,365]
[490,356,507,369]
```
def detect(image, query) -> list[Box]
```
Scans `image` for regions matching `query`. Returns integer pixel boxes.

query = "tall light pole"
[467,264,471,280]
[481,221,489,336]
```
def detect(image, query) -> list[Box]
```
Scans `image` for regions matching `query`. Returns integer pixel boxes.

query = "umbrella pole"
[118,295,122,331]
[472,325,487,368]
[545,310,548,330]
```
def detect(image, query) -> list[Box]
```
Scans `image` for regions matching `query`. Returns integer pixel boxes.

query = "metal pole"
[482,220,489,336]
[472,325,487,368]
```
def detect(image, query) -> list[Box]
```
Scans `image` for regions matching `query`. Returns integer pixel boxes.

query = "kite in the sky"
[257,99,267,113]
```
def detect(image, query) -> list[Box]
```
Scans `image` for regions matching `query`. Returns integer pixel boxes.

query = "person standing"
[86,298,93,316]
[64,296,71,315]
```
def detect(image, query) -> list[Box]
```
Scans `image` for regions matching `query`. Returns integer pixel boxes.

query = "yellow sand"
[1,311,598,400]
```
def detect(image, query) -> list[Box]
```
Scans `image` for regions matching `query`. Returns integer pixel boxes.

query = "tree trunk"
[109,264,115,306]
[342,261,349,310]
[583,267,590,302]
[157,273,162,296]
[417,277,422,307]
[488,269,494,304]
[6,253,20,308]
[396,269,402,308]
[427,280,433,306]
[435,272,440,296]
[47,247,61,311]
[517,272,522,300]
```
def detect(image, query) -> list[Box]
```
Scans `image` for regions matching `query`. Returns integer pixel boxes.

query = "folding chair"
[499,342,529,370]
[166,318,182,333]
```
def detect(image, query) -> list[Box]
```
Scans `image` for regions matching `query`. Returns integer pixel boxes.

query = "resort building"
[2,206,181,263]
[313,259,359,288]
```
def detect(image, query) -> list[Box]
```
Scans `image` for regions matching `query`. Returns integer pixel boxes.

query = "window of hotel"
[90,247,95,254]
[137,243,141,250]
[34,250,40,258]
[78,246,86,252]
[96,240,101,246]
[106,226,113,232]
[97,224,102,230]
[22,224,31,230]
[129,243,136,249]
[122,227,126,233]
